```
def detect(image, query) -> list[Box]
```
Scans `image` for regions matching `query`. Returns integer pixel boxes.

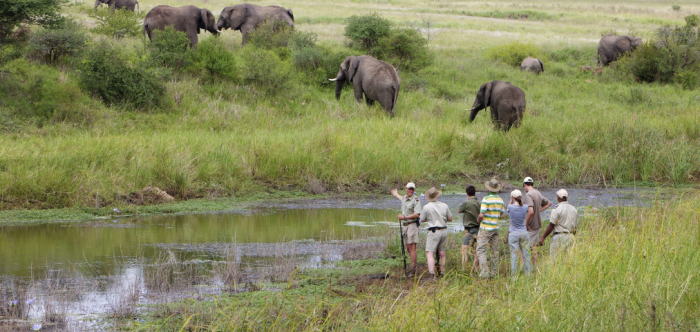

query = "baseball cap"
[557,189,568,199]
[405,182,416,189]
[523,177,534,184]
[511,189,523,198]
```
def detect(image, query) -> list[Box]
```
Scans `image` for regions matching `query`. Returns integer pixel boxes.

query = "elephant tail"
[135,1,139,14]
[287,9,294,22]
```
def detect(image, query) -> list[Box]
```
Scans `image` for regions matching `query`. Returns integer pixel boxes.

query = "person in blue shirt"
[507,190,532,277]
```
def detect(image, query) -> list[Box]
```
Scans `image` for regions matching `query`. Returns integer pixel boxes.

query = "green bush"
[374,28,430,72]
[672,5,681,12]
[293,45,349,86]
[240,47,291,92]
[686,14,700,27]
[29,20,88,64]
[344,13,391,50]
[247,19,294,50]
[190,37,237,80]
[676,70,700,90]
[486,42,544,67]
[90,8,142,39]
[78,41,167,108]
[0,58,98,124]
[614,25,700,84]
[549,47,590,62]
[148,27,191,69]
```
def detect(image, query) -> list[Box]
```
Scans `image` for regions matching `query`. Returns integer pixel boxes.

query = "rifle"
[398,215,408,277]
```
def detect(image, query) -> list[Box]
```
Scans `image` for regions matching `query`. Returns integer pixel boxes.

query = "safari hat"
[523,177,534,184]
[511,189,523,198]
[484,178,502,192]
[425,187,441,202]
[557,189,568,199]
[405,182,416,189]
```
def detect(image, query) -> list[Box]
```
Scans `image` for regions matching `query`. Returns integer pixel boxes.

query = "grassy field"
[124,196,700,331]
[1,0,700,212]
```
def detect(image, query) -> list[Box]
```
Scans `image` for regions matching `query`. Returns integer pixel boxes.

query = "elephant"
[217,4,294,45]
[94,0,139,13]
[329,55,400,117]
[520,57,543,74]
[468,80,526,131]
[143,5,219,49]
[597,34,642,66]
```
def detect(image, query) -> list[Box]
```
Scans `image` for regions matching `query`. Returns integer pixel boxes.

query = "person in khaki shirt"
[420,187,453,280]
[392,182,422,277]
[539,189,578,260]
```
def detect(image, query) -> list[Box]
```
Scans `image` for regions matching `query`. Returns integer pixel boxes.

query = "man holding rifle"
[392,182,422,278]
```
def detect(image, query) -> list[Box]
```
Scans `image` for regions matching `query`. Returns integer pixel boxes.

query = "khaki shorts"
[528,229,541,247]
[402,222,420,245]
[426,228,448,252]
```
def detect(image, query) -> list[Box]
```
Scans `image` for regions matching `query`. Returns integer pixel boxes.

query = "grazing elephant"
[329,55,400,117]
[94,0,139,13]
[144,5,219,49]
[597,34,642,66]
[521,57,543,74]
[217,4,294,45]
[468,80,526,131]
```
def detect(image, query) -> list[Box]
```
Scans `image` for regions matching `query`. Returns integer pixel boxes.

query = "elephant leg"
[353,81,363,104]
[377,92,394,117]
[186,28,198,49]
[365,98,375,106]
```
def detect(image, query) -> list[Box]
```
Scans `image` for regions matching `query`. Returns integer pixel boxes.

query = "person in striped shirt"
[476,178,505,279]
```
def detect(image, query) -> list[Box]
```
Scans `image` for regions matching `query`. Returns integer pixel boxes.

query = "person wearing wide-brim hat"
[420,187,453,280]
[391,182,422,278]
[539,189,578,261]
[476,178,505,279]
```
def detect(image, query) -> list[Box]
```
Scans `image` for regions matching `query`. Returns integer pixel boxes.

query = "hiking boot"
[406,267,416,278]
[424,273,437,282]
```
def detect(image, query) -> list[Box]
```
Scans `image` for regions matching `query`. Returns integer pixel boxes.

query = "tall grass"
[134,196,699,331]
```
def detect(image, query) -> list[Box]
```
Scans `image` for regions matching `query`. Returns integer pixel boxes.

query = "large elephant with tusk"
[143,5,219,49]
[330,55,400,117]
[468,80,526,131]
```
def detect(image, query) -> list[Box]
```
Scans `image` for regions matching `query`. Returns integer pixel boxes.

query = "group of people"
[391,177,579,280]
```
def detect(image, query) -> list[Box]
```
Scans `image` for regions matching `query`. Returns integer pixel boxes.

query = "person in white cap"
[392,182,422,277]
[522,176,551,265]
[507,190,532,277]
[539,189,578,260]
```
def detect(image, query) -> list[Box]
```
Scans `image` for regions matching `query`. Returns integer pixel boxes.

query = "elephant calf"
[468,80,526,131]
[217,4,294,45]
[598,34,642,66]
[144,5,219,49]
[329,55,400,117]
[521,57,543,74]
[95,0,139,13]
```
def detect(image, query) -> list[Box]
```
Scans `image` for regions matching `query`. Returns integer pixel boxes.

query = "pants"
[402,222,420,245]
[508,232,532,276]
[476,229,499,278]
[550,233,575,259]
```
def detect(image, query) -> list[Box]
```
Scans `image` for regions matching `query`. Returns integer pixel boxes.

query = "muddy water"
[0,188,659,325]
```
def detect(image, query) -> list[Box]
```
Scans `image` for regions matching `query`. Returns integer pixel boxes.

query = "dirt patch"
[126,187,175,205]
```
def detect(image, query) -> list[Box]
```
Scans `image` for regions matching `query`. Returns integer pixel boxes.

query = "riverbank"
[120,196,700,331]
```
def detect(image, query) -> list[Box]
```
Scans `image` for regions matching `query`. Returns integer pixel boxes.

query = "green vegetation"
[90,7,142,39]
[127,198,700,330]
[0,0,699,213]
[464,10,554,21]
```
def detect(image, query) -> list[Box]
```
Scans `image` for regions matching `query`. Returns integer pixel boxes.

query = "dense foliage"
[486,41,545,67]
[78,41,167,108]
[29,20,87,64]
[0,0,65,64]
[90,7,142,39]
[148,27,191,69]
[374,28,430,71]
[344,13,391,50]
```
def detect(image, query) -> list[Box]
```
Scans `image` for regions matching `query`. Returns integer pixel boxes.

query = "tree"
[1,0,65,63]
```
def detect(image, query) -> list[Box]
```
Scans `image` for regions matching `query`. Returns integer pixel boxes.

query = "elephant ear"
[199,9,208,31]
[347,57,359,83]
[229,5,248,30]
[484,82,493,108]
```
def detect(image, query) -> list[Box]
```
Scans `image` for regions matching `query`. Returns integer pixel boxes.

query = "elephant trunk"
[334,80,344,100]
[94,0,100,10]
[468,107,479,122]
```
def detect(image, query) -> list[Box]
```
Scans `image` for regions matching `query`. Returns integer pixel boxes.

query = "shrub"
[486,42,544,67]
[29,20,88,64]
[686,14,700,27]
[78,41,167,108]
[0,0,65,65]
[148,27,191,69]
[191,37,237,80]
[676,70,700,90]
[91,8,142,39]
[549,47,589,62]
[240,47,291,92]
[293,45,349,86]
[374,28,430,71]
[247,19,294,50]
[344,13,391,50]
[672,5,681,12]
[615,25,700,84]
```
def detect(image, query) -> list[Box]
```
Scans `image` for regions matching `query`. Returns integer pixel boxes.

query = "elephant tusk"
[328,78,338,81]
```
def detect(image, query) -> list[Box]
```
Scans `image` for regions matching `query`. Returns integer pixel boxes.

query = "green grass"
[121,197,700,331]
[1,0,699,213]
